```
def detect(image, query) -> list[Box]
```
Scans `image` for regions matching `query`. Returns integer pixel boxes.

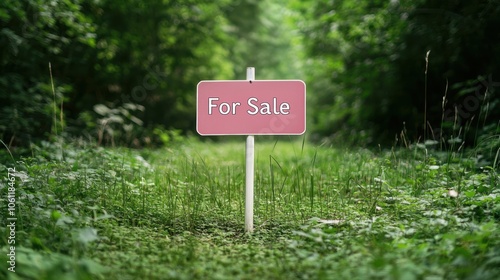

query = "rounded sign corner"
[196,123,206,136]
[196,80,206,89]
[298,127,306,135]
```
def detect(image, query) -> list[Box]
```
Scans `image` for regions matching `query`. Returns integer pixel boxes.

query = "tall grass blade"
[0,139,15,163]
[49,62,58,137]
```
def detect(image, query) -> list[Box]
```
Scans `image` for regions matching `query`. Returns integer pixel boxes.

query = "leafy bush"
[0,142,119,279]
[79,103,145,147]
[297,0,500,145]
[0,0,95,146]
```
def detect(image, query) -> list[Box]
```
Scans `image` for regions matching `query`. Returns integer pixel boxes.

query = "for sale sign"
[196,80,306,135]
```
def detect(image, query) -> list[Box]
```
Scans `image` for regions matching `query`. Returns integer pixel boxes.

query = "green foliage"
[294,0,413,143]
[225,0,304,80]
[2,140,499,279]
[2,0,500,149]
[474,122,500,167]
[0,0,95,145]
[0,143,117,279]
[79,103,145,147]
[79,0,236,134]
[1,0,305,146]
[296,0,500,146]
[0,246,107,280]
[152,127,184,146]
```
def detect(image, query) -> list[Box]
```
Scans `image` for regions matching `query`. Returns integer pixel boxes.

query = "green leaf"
[93,104,110,116]
[465,190,476,198]
[75,227,99,244]
[50,210,62,221]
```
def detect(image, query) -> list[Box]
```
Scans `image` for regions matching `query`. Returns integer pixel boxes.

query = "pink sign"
[197,80,306,135]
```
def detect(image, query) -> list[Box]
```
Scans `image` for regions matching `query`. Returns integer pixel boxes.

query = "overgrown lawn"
[1,139,499,279]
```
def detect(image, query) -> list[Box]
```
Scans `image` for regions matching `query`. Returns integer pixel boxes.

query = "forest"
[1,0,500,279]
[1,0,498,149]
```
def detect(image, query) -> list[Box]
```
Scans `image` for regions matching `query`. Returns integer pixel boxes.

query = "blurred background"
[1,0,499,149]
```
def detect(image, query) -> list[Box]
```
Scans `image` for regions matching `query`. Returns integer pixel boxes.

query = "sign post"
[245,67,255,232]
[196,68,306,232]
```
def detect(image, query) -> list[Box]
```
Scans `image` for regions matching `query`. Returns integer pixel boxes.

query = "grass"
[1,138,500,279]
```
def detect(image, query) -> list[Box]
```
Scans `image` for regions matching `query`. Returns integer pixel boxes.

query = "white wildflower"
[448,189,458,198]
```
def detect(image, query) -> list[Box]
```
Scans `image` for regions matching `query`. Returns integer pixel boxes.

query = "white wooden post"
[245,67,255,233]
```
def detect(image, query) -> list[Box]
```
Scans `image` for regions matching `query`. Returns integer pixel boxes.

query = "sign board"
[196,80,306,135]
